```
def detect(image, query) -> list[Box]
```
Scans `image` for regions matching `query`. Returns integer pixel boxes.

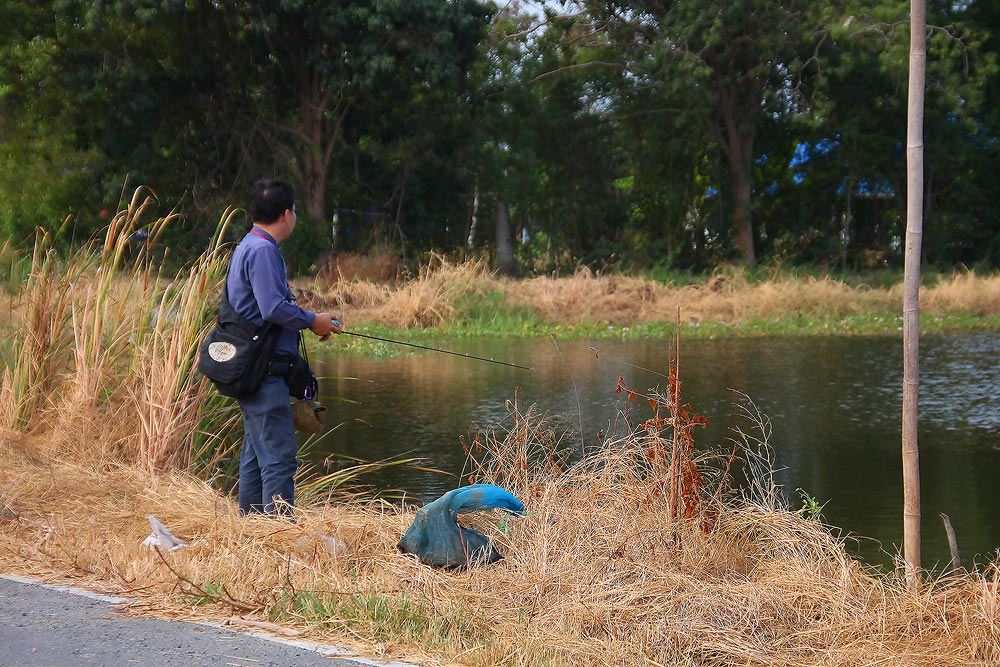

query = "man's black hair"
[250,178,295,224]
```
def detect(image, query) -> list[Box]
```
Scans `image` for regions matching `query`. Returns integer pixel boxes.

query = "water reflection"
[312,332,1000,569]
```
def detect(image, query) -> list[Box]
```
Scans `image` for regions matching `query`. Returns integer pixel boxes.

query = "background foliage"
[0,0,996,273]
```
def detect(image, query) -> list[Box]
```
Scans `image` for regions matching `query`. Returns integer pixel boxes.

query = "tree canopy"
[0,0,997,273]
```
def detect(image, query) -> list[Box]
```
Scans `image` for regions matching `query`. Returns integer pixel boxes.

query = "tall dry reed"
[68,190,168,412]
[0,226,82,430]
[0,190,236,468]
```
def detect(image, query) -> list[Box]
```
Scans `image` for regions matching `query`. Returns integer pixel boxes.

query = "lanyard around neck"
[250,227,273,243]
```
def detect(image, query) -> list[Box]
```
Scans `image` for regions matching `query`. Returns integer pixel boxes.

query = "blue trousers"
[237,376,298,515]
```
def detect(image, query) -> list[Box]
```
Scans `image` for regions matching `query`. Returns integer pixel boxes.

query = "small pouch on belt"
[266,357,295,378]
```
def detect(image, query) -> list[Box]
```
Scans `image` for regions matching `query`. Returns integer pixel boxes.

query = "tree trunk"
[729,150,756,267]
[298,100,350,224]
[716,102,757,267]
[303,168,326,222]
[466,185,480,250]
[842,172,854,273]
[286,40,352,226]
[902,0,926,587]
[495,197,520,278]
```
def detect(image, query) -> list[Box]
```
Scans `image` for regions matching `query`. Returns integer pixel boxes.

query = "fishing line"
[338,329,534,371]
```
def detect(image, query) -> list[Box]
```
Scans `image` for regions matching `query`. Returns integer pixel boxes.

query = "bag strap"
[218,260,275,337]
[298,328,310,365]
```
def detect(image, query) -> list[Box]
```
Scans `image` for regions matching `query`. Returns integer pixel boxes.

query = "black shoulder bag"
[197,280,282,399]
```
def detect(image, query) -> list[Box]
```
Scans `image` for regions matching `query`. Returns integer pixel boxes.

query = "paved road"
[0,575,416,667]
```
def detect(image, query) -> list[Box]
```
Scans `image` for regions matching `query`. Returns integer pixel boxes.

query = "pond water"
[310,331,1000,570]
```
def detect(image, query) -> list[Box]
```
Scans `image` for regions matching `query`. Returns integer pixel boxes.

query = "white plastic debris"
[295,534,348,557]
[319,535,348,556]
[142,514,188,552]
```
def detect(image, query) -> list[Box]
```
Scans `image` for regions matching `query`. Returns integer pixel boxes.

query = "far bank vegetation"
[294,251,1000,333]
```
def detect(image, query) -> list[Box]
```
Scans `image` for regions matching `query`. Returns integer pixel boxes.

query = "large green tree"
[1,0,998,272]
[463,5,630,275]
[0,0,492,265]
[232,0,490,228]
[767,0,998,268]
[0,1,255,246]
[564,0,829,266]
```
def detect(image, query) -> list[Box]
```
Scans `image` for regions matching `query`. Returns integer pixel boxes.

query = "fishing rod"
[336,328,534,371]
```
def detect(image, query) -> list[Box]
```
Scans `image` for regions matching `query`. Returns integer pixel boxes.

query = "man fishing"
[228,178,341,516]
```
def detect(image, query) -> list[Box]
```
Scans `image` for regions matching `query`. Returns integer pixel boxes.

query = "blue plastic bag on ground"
[397,484,524,568]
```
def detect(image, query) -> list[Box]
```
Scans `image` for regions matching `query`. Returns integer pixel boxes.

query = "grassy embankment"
[2,203,999,666]
[292,253,1000,352]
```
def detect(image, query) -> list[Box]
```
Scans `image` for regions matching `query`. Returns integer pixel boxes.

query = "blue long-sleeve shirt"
[226,227,316,357]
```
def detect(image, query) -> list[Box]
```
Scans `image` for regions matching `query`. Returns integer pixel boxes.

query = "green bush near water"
[450,288,541,333]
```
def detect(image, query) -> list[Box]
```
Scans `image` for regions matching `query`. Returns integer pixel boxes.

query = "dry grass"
[302,255,503,328]
[2,397,998,666]
[298,259,1000,330]
[921,272,1000,317]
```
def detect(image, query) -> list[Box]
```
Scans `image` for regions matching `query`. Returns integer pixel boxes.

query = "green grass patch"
[312,312,1000,359]
[0,326,15,364]
[641,264,971,290]
[184,578,230,606]
[268,589,494,649]
[450,288,542,334]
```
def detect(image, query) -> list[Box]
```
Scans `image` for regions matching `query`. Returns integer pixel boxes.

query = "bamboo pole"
[902,0,926,585]
[668,307,681,525]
